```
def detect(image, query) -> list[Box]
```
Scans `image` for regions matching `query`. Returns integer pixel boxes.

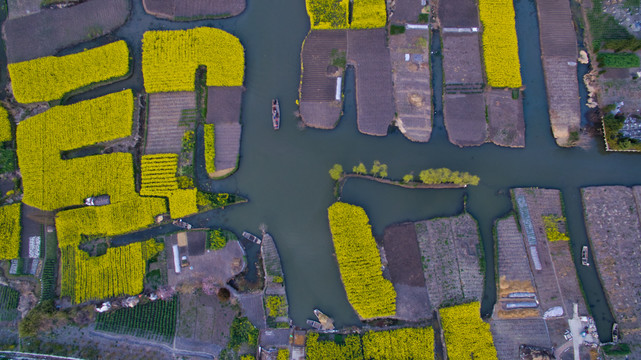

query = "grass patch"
[390,24,405,35]
[418,13,430,24]
[588,0,634,51]
[598,52,640,68]
[603,343,631,355]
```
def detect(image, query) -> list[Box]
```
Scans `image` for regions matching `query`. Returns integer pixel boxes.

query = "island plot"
[490,188,597,359]
[142,0,246,20]
[535,0,581,147]
[300,0,395,136]
[582,186,641,347]
[2,0,130,63]
[438,0,525,147]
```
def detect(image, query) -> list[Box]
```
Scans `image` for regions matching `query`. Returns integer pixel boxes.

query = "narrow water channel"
[21,0,641,341]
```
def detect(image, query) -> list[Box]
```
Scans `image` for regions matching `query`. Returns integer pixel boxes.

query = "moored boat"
[272,98,280,130]
[242,231,262,245]
[612,323,619,342]
[581,245,589,266]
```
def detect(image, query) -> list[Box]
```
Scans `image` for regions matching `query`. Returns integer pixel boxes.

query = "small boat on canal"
[242,231,262,245]
[612,323,619,342]
[581,245,589,266]
[272,98,280,130]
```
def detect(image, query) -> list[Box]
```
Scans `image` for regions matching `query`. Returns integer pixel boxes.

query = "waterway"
[29,0,641,342]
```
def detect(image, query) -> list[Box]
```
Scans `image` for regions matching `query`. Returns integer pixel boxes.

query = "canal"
[58,0,641,341]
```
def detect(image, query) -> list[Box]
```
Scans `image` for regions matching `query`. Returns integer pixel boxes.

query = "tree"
[402,173,413,183]
[329,164,344,180]
[378,163,388,178]
[370,160,381,176]
[353,162,367,174]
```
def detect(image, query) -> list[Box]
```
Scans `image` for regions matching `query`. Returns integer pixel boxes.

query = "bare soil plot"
[442,33,484,87]
[143,0,245,20]
[512,188,588,347]
[6,0,41,20]
[541,57,580,146]
[536,0,578,58]
[490,318,552,359]
[206,87,243,125]
[495,215,538,319]
[438,0,479,28]
[299,30,347,129]
[389,29,432,142]
[443,93,487,147]
[213,122,242,175]
[487,89,525,148]
[145,92,196,155]
[582,186,641,344]
[237,292,266,329]
[175,291,236,356]
[166,236,245,287]
[416,213,483,309]
[598,78,641,115]
[3,0,130,63]
[391,0,423,23]
[348,29,395,136]
[382,223,431,320]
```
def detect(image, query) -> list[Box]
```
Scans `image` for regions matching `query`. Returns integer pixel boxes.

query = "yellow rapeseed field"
[0,203,21,260]
[479,0,522,88]
[327,202,396,319]
[142,27,245,92]
[440,302,498,359]
[0,106,11,142]
[362,327,434,359]
[305,0,386,29]
[351,0,387,29]
[8,41,130,103]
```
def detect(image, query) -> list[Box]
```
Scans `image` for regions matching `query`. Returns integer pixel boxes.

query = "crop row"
[41,259,57,300]
[204,124,215,174]
[0,285,19,322]
[327,202,396,319]
[478,0,522,88]
[8,41,130,104]
[17,90,135,211]
[142,27,245,93]
[140,154,179,196]
[96,296,178,343]
[439,302,498,359]
[0,107,10,142]
[306,0,386,29]
[61,239,163,303]
[306,327,434,360]
[0,203,21,260]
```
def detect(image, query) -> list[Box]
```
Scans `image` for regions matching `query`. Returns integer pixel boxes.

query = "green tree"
[370,160,381,176]
[353,162,367,174]
[402,173,413,183]
[329,164,344,180]
[378,163,388,178]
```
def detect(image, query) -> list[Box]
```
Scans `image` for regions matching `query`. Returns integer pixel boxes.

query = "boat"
[612,323,619,343]
[242,231,262,245]
[272,98,280,130]
[172,219,192,230]
[314,309,335,330]
[581,245,589,266]
[306,319,322,330]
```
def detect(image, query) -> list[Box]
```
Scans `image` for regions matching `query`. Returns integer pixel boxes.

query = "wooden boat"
[612,323,619,342]
[314,309,335,330]
[581,245,589,266]
[242,231,262,245]
[272,98,280,130]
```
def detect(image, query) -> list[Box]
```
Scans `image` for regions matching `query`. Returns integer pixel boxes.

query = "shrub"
[265,295,287,317]
[0,107,10,142]
[542,215,570,242]
[362,327,434,359]
[351,0,387,29]
[8,41,130,103]
[439,302,498,359]
[204,124,215,174]
[306,333,363,360]
[0,203,21,260]
[327,202,396,319]
[142,28,245,92]
[597,52,641,68]
[276,349,289,360]
[478,0,522,88]
[229,317,258,350]
[16,90,136,211]
[418,168,480,185]
[329,163,343,180]
[273,275,284,283]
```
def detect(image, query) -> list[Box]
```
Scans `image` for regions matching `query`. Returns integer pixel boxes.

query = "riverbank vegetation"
[327,202,396,319]
[330,162,480,187]
[0,107,11,142]
[0,203,21,259]
[142,28,244,92]
[597,52,640,68]
[439,302,498,359]
[478,0,522,88]
[204,124,216,173]
[8,41,130,103]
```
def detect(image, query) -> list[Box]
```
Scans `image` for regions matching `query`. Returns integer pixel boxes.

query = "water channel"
[32,0,641,342]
